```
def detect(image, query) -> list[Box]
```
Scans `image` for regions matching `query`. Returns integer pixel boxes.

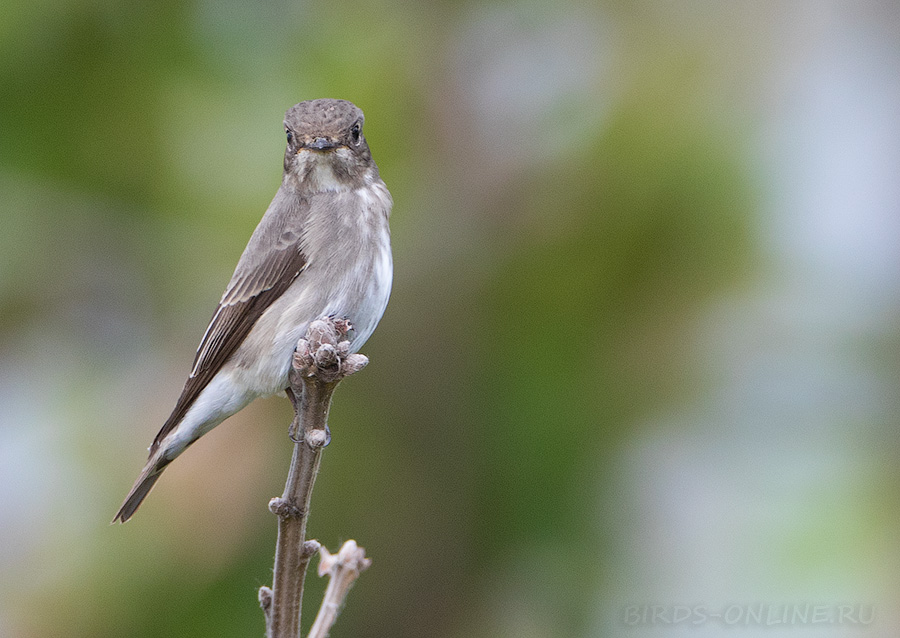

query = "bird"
[113,99,392,523]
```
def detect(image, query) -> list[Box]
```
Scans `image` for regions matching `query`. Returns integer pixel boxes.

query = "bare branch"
[261,318,369,638]
[308,541,372,638]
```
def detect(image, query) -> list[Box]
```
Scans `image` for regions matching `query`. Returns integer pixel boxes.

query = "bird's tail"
[112,453,170,523]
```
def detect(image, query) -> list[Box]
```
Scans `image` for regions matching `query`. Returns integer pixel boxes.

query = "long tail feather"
[113,373,247,523]
[112,456,169,523]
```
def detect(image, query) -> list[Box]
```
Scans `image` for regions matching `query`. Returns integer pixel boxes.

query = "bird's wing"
[150,192,309,453]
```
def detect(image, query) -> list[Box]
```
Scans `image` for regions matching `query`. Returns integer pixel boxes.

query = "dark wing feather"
[149,193,309,454]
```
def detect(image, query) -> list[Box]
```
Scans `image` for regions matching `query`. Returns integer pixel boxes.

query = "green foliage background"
[2,2,899,637]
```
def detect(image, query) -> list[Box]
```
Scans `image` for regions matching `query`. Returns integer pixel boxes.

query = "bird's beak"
[304,137,338,151]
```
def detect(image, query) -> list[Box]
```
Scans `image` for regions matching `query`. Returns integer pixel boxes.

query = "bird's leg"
[285,386,300,410]
[286,387,304,443]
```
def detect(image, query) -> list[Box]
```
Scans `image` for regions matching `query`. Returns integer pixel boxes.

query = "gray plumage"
[114,99,392,523]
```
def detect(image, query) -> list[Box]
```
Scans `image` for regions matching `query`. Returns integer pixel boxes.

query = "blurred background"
[2,1,899,636]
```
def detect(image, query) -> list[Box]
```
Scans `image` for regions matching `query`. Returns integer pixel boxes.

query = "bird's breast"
[229,182,392,396]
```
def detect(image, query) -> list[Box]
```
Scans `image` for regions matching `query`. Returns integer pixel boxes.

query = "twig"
[259,318,369,638]
[308,541,372,638]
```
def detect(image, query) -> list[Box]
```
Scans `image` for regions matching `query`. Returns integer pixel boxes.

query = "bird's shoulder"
[221,187,311,305]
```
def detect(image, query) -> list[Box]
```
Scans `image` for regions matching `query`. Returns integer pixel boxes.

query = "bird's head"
[282,99,376,192]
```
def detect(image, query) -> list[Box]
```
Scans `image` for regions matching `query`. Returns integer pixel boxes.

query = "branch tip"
[307,541,372,638]
[291,317,369,383]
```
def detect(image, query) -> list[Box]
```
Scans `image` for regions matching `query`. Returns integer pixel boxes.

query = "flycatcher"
[114,99,392,523]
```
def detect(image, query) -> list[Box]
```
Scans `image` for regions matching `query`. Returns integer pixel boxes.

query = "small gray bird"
[114,99,392,523]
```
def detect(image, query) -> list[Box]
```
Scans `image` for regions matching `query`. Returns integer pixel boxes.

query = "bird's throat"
[293,149,365,194]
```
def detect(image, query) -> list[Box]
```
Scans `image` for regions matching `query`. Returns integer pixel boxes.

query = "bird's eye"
[286,130,294,144]
[350,123,361,144]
